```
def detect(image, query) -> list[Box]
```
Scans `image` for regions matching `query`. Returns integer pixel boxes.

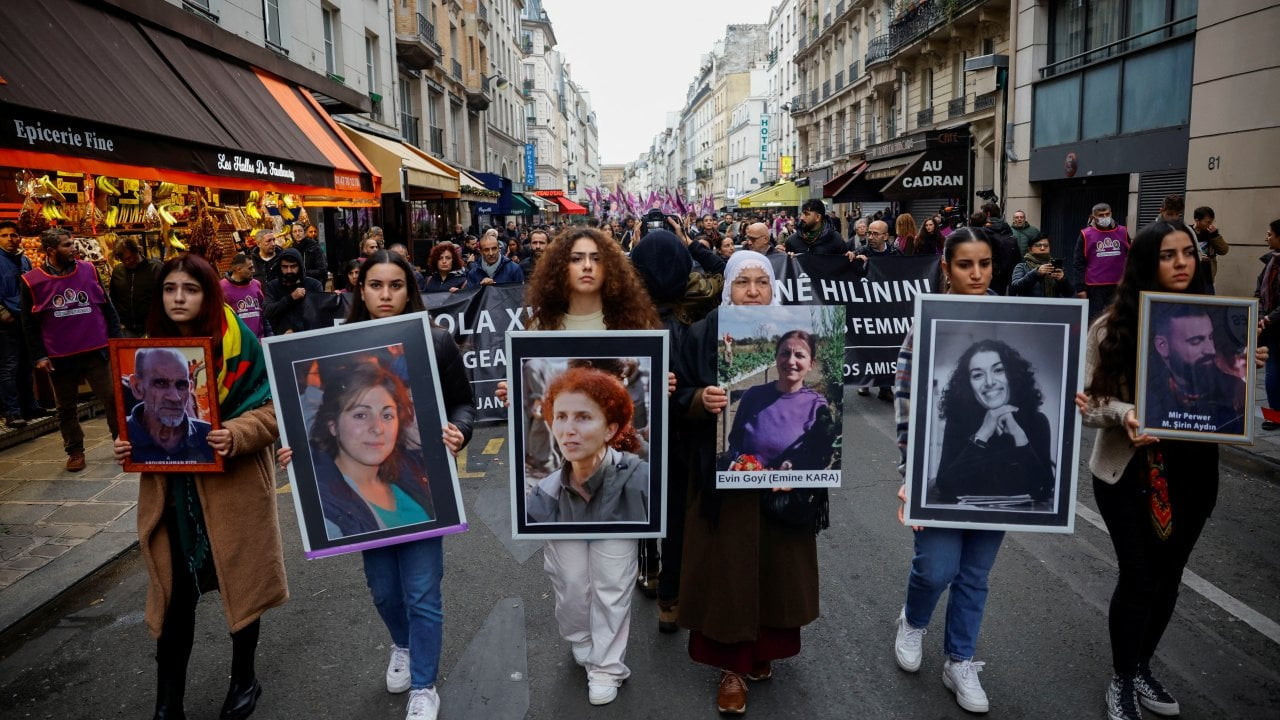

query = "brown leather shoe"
[657,600,679,634]
[65,452,86,472]
[717,671,747,715]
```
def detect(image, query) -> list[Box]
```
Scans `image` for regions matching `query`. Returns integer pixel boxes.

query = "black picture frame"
[505,330,668,540]
[903,295,1088,533]
[263,313,466,559]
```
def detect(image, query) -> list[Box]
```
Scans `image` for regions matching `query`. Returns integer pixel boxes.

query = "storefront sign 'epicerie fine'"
[12,119,116,152]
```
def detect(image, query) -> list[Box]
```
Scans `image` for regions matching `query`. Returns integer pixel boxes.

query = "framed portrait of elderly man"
[505,331,668,541]
[715,304,846,489]
[262,314,467,559]
[109,337,223,474]
[902,295,1088,533]
[1136,292,1257,444]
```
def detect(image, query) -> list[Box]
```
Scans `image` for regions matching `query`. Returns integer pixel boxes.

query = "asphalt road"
[2,390,1278,719]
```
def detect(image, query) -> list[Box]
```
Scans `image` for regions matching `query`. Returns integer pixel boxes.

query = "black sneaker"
[1106,674,1142,720]
[3,415,27,429]
[1134,661,1179,716]
[1263,420,1280,431]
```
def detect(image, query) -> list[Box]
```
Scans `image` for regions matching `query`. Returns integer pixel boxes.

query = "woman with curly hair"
[1076,220,1266,720]
[933,339,1054,503]
[423,243,467,294]
[526,366,649,524]
[896,213,919,256]
[518,226,661,706]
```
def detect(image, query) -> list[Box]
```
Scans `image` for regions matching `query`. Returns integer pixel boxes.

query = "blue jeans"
[363,537,444,689]
[903,527,1005,660]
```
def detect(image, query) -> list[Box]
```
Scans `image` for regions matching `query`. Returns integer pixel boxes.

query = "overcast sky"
[539,0,781,166]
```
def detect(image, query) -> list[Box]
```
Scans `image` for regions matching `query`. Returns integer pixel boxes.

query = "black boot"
[219,678,262,720]
[153,652,187,720]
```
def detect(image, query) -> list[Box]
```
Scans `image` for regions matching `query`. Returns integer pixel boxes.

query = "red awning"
[0,0,380,204]
[550,195,588,215]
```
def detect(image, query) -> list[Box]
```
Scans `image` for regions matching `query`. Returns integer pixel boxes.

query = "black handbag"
[760,487,827,530]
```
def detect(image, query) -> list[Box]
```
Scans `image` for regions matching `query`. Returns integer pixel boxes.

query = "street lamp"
[483,73,509,89]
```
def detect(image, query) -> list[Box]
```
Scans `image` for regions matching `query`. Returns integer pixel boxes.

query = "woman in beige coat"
[115,253,285,720]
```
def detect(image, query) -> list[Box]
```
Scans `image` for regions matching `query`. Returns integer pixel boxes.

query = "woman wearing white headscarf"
[673,250,821,715]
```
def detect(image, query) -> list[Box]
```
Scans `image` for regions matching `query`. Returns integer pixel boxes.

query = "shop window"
[1033,75,1080,148]
[1081,62,1120,139]
[1121,40,1192,133]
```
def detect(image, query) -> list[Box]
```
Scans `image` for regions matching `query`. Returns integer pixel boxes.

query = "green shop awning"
[736,181,806,209]
[510,192,536,215]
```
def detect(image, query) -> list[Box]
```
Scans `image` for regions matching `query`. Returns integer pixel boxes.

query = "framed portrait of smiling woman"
[506,331,668,540]
[262,314,467,559]
[902,295,1088,533]
[110,337,222,473]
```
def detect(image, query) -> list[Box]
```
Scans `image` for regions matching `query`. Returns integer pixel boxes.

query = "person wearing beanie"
[264,248,323,334]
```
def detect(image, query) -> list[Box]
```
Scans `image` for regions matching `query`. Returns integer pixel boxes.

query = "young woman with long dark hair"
[1077,220,1266,720]
[114,253,284,720]
[278,250,473,720]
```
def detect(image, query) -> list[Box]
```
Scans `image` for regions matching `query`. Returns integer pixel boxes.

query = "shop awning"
[550,196,588,215]
[877,150,967,200]
[510,193,536,215]
[824,162,869,199]
[0,0,379,204]
[523,193,554,212]
[473,172,513,215]
[339,125,456,196]
[736,181,807,209]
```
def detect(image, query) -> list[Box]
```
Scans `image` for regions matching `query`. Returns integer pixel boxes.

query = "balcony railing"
[917,107,934,127]
[797,29,809,51]
[948,97,966,118]
[526,116,538,125]
[401,114,420,147]
[521,39,533,53]
[522,78,535,95]
[837,0,846,17]
[837,140,846,156]
[418,14,439,49]
[767,48,779,67]
[889,0,982,56]
[834,70,844,90]
[429,125,444,155]
[866,34,890,67]
[823,12,831,29]
[848,61,858,82]
[809,89,818,106]
[974,91,997,112]
[867,126,877,145]
[789,94,806,114]
[451,59,462,80]
[478,1,488,25]
[481,76,491,94]
[822,80,830,100]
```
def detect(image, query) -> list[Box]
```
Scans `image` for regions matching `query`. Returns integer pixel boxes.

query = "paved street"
[1,391,1278,719]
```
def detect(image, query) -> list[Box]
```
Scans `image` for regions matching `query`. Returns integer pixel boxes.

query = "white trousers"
[543,538,637,686]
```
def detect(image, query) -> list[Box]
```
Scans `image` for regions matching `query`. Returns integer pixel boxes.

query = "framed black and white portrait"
[903,295,1088,533]
[1136,292,1257,443]
[263,314,467,559]
[505,331,668,541]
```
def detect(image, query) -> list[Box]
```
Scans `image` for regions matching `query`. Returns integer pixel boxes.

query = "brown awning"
[0,0,380,203]
[823,162,869,199]
[877,150,967,200]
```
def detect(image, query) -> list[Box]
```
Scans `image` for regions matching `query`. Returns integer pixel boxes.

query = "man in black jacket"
[108,238,161,337]
[978,202,1018,295]
[264,248,323,334]
[785,199,847,255]
[296,224,328,288]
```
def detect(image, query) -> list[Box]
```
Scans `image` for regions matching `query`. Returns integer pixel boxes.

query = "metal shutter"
[1137,170,1187,228]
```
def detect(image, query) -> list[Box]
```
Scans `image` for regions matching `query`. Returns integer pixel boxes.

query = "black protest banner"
[771,254,942,386]
[425,285,534,422]
[302,291,352,329]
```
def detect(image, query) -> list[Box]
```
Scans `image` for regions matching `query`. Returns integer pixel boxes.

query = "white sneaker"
[386,644,412,694]
[406,686,440,720]
[571,641,591,667]
[894,609,926,672]
[942,658,989,713]
[588,682,618,706]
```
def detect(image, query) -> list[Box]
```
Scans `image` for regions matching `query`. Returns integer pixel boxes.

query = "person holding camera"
[1010,236,1071,298]
[784,200,846,255]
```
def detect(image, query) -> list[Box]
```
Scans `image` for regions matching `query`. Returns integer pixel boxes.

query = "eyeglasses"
[147,377,190,392]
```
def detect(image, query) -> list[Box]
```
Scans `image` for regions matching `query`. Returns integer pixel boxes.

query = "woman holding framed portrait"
[277,250,474,720]
[891,227,1006,714]
[113,253,284,720]
[676,251,824,716]
[510,227,663,706]
[1076,220,1267,720]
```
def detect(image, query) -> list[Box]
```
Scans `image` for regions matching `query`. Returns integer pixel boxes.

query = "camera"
[940,205,967,230]
[1051,257,1063,269]
[640,208,674,239]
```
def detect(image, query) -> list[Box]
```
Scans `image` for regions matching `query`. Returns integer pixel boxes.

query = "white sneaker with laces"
[894,609,926,672]
[386,645,412,694]
[942,658,989,713]
[588,683,618,706]
[406,686,439,720]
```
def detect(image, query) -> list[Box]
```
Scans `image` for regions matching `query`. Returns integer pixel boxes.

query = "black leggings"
[1093,443,1218,676]
[155,524,260,707]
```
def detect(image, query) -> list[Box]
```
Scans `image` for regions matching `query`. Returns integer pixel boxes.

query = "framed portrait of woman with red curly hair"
[505,331,669,540]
